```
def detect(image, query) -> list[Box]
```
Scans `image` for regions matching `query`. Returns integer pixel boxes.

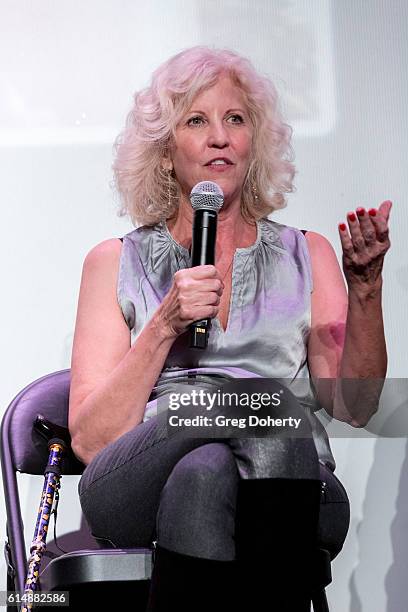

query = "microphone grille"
[190,181,224,211]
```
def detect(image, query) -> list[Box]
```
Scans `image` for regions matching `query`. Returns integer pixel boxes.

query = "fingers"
[338,221,354,259]
[175,268,224,295]
[188,264,221,280]
[344,210,367,253]
[378,200,392,221]
[192,279,224,296]
[164,265,225,336]
[367,206,390,244]
[355,208,377,247]
[339,201,392,250]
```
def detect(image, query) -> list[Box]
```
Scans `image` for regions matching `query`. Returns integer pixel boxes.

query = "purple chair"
[1,370,152,610]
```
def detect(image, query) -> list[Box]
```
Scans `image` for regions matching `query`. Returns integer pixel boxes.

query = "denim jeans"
[78,404,350,561]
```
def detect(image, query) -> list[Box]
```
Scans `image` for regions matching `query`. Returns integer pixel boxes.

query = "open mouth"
[205,158,233,166]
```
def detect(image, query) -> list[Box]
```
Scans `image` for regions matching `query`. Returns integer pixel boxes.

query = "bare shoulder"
[304,230,336,254]
[84,237,123,267]
[76,236,126,330]
[80,238,124,290]
[303,231,344,285]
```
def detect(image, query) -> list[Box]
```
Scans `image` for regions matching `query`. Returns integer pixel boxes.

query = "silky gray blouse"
[117,217,335,470]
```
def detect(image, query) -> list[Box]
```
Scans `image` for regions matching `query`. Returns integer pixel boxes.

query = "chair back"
[0,369,84,592]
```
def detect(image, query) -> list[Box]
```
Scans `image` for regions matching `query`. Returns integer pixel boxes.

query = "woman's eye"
[227,114,244,123]
[187,116,204,126]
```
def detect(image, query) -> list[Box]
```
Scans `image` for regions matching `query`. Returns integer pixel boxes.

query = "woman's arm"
[68,239,175,465]
[306,201,392,426]
[69,239,224,465]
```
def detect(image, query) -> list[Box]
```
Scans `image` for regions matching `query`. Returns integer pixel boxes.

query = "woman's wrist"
[347,276,383,304]
[147,310,179,345]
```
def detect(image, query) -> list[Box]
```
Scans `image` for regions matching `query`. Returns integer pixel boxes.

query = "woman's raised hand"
[338,200,392,293]
[155,265,224,338]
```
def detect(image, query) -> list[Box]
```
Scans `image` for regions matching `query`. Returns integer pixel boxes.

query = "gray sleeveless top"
[117,218,335,471]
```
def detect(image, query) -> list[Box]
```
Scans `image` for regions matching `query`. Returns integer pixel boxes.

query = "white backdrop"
[1,1,407,610]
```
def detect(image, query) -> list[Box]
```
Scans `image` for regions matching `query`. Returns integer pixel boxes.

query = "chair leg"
[4,541,18,612]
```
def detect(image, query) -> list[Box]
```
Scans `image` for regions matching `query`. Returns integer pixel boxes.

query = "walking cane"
[20,415,70,611]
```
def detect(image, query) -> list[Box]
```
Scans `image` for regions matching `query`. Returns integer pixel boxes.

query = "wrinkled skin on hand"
[338,200,392,290]
[157,264,224,338]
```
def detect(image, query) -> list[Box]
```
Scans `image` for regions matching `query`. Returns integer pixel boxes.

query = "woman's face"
[169,76,253,212]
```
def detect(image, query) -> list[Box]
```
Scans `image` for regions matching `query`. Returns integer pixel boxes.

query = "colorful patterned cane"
[21,416,70,612]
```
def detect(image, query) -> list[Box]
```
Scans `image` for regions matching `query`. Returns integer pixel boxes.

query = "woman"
[69,47,391,611]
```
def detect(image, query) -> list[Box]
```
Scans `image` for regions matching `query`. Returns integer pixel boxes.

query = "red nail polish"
[339,223,346,231]
[347,212,356,222]
[368,208,377,217]
[356,207,365,217]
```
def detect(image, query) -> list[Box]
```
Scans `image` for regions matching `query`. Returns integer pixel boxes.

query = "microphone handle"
[189,209,217,349]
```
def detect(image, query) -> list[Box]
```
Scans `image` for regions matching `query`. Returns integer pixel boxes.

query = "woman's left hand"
[338,200,392,292]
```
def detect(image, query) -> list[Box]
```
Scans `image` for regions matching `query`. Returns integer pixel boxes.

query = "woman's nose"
[207,122,229,148]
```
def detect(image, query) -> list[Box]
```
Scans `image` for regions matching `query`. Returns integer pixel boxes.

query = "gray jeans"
[78,406,350,561]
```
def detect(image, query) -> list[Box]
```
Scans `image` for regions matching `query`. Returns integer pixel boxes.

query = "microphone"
[189,181,224,349]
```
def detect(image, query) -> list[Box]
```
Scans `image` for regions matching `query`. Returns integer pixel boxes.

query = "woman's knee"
[156,442,239,560]
[229,436,320,479]
[318,465,350,559]
[157,442,239,516]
